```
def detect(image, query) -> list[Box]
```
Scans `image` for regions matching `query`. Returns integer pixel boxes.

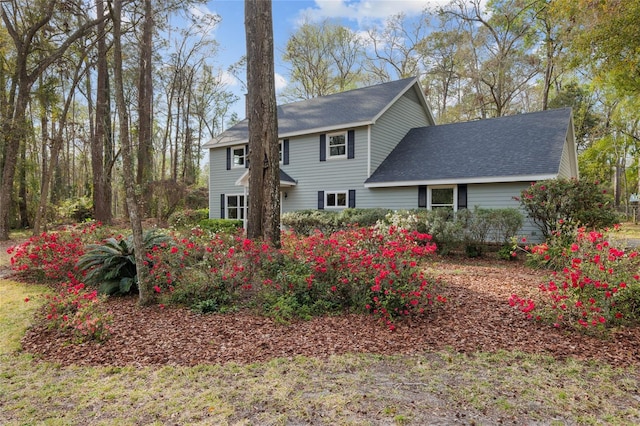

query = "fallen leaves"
[20,258,640,367]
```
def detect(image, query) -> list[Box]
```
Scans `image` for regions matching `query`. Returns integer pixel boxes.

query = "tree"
[282,20,364,101]
[111,0,151,305]
[365,11,431,83]
[444,0,542,117]
[92,0,114,224]
[245,0,280,246]
[0,0,107,240]
[555,0,640,96]
[136,0,154,214]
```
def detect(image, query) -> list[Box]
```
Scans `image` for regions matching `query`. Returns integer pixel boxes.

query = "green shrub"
[57,197,93,223]
[76,230,172,295]
[281,210,340,235]
[338,208,392,227]
[168,209,210,229]
[198,218,243,234]
[517,178,619,238]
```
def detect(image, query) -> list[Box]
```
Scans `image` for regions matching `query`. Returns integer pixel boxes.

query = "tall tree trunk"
[245,0,280,246]
[93,0,112,224]
[111,0,152,306]
[137,0,154,214]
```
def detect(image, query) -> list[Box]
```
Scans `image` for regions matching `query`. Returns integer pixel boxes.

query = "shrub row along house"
[204,77,578,241]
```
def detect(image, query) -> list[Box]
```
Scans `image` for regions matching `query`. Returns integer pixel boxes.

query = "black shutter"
[244,144,249,168]
[283,139,289,165]
[347,130,355,159]
[319,134,326,162]
[317,191,325,209]
[418,186,427,208]
[348,189,356,208]
[226,148,231,170]
[220,194,225,219]
[458,184,468,210]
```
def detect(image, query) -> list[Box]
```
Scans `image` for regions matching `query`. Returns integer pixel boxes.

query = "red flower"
[24,297,29,303]
[153,285,161,293]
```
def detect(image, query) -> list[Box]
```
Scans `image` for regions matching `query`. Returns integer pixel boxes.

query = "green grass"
[1,257,639,425]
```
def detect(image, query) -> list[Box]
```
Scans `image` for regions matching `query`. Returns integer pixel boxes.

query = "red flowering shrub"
[510,226,640,331]
[151,225,444,328]
[42,277,113,342]
[7,221,105,281]
[516,178,618,239]
[278,225,442,328]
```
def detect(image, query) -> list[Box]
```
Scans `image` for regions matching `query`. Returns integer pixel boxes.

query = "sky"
[188,0,451,121]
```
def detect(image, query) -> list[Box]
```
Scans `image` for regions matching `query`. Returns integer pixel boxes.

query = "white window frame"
[428,185,457,211]
[225,194,246,220]
[325,190,348,209]
[327,131,347,159]
[231,145,246,168]
[278,140,283,164]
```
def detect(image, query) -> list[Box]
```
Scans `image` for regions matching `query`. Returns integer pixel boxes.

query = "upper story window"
[328,132,346,158]
[231,145,246,168]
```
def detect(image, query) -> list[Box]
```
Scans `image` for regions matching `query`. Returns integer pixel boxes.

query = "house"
[204,76,578,240]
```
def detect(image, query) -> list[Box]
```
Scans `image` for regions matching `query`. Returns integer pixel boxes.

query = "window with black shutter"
[458,184,468,210]
[418,186,427,208]
[347,130,355,159]
[319,134,326,162]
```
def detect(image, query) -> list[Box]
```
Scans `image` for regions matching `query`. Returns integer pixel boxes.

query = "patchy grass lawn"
[1,288,638,424]
[1,241,639,425]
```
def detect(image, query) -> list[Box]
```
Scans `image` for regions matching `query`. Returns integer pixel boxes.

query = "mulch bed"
[14,258,640,367]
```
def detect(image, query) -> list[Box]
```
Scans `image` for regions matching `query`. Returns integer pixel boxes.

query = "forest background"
[0,0,638,241]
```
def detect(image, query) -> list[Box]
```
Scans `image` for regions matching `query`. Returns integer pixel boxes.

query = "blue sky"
[189,0,449,120]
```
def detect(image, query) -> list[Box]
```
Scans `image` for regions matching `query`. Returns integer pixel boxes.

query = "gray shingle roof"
[204,77,429,148]
[365,108,573,186]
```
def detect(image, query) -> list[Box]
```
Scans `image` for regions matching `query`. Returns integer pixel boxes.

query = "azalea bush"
[7,221,105,281]
[148,225,444,328]
[10,221,446,330]
[41,277,112,342]
[510,226,640,331]
[516,178,618,239]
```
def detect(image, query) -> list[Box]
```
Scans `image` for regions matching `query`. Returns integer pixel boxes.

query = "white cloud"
[296,0,451,26]
[274,72,288,92]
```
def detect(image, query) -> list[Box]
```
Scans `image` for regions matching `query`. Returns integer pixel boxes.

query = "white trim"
[364,174,558,188]
[325,190,348,209]
[428,185,457,211]
[367,124,372,177]
[327,131,347,160]
[225,193,246,222]
[235,170,297,188]
[370,78,437,126]
[230,145,246,168]
[205,121,373,149]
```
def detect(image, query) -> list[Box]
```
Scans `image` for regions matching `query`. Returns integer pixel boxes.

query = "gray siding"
[281,127,369,213]
[369,89,430,175]
[558,137,573,178]
[355,186,418,209]
[209,147,249,218]
[467,182,542,241]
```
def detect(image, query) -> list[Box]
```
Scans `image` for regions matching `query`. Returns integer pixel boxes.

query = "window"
[278,141,282,163]
[328,132,346,158]
[231,146,246,168]
[429,186,456,211]
[326,191,347,208]
[226,194,245,219]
